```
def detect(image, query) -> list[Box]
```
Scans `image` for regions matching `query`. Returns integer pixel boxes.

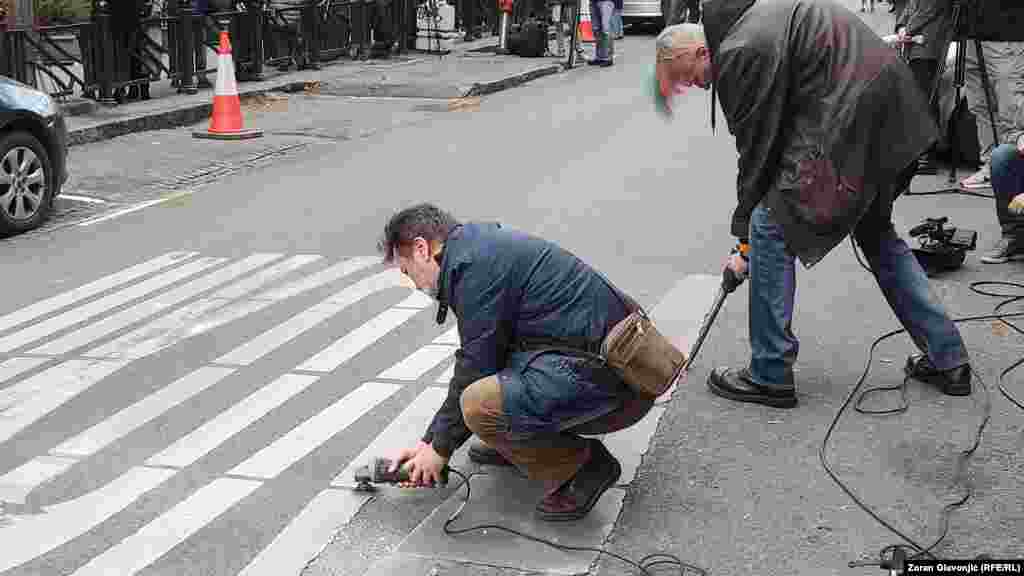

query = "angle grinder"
[352,457,450,492]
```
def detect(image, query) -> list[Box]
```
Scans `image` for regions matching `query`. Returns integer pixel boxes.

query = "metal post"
[94,0,118,104]
[247,0,265,80]
[302,2,320,69]
[178,2,198,94]
[498,11,509,50]
[566,0,579,68]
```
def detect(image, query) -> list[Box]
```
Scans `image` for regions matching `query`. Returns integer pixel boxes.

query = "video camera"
[908,217,977,273]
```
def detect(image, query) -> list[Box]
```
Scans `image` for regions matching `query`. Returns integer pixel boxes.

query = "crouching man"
[379,203,659,521]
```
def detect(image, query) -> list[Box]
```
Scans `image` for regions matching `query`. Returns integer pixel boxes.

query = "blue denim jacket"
[421,222,631,457]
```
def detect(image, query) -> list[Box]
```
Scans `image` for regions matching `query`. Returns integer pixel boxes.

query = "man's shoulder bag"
[597,278,687,398]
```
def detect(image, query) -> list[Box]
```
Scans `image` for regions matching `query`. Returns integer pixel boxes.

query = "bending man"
[652,0,972,408]
[378,204,660,520]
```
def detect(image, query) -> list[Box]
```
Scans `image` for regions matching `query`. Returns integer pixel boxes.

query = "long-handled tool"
[682,262,746,372]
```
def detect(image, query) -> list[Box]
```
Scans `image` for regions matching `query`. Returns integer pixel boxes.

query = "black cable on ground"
[828,237,1024,570]
[904,188,995,200]
[440,466,709,576]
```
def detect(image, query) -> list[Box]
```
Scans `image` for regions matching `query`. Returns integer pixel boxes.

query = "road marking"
[214,269,408,367]
[228,382,401,479]
[59,194,109,204]
[330,386,448,488]
[30,254,282,355]
[0,466,177,573]
[297,308,420,373]
[0,359,130,444]
[145,374,319,469]
[211,254,322,300]
[433,326,459,345]
[59,366,236,457]
[0,252,196,334]
[257,256,380,301]
[236,489,365,576]
[214,301,350,366]
[435,362,455,384]
[0,254,729,576]
[376,344,455,381]
[70,478,262,576]
[238,387,448,576]
[82,255,321,360]
[0,367,235,504]
[76,190,195,227]
[0,356,51,385]
[0,257,224,354]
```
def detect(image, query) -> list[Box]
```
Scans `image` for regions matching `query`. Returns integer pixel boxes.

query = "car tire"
[0,131,55,236]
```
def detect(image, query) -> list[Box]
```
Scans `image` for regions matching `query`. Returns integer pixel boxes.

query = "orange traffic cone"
[193,30,263,140]
[578,2,595,42]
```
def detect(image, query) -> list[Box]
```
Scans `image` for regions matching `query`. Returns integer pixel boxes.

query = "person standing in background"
[895,0,953,175]
[959,43,1024,192]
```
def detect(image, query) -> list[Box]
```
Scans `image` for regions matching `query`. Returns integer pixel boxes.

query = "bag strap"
[587,263,647,320]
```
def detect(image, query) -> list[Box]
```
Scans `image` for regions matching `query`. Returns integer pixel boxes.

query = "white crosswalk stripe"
[0,252,713,576]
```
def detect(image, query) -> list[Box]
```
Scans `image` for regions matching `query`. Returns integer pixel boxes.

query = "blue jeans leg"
[748,204,799,389]
[590,0,614,61]
[611,9,623,37]
[853,179,970,371]
[990,143,1024,238]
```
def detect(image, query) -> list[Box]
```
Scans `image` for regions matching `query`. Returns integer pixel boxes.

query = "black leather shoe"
[707,367,797,408]
[905,354,972,396]
[468,441,514,467]
[536,439,621,522]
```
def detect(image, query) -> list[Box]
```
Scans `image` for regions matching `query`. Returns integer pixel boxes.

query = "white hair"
[655,23,706,62]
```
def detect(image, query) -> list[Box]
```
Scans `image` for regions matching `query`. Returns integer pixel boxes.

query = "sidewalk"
[62,36,573,147]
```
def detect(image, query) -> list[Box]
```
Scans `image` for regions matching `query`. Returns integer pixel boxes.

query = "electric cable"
[904,188,995,200]
[440,466,709,576]
[830,237,1024,570]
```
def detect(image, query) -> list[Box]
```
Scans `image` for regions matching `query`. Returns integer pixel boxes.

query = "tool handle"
[372,458,449,486]
[722,266,744,294]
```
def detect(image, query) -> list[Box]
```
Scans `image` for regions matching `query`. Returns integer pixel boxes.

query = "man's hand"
[388,440,448,487]
[726,241,749,279]
[1009,193,1024,216]
[1016,133,1024,157]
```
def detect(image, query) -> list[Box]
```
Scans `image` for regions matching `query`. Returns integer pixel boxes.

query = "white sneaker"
[960,164,991,190]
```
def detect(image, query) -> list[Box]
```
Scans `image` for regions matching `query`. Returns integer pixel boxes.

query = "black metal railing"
[0,0,420,105]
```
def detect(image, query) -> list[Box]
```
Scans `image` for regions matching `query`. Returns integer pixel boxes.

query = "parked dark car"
[0,75,69,236]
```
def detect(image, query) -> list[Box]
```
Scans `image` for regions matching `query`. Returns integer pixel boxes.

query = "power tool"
[352,457,450,492]
[683,243,748,371]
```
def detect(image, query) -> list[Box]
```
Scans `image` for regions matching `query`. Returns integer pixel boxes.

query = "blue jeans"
[747,194,969,389]
[990,143,1024,238]
[589,0,615,61]
[611,8,623,37]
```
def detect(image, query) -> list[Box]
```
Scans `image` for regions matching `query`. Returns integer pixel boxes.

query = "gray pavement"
[0,2,1022,576]
[62,37,569,147]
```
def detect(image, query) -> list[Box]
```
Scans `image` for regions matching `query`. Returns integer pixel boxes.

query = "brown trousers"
[460,375,654,492]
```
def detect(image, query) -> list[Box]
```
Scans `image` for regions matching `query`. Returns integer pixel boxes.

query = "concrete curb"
[66,80,311,148]
[463,62,566,97]
[66,60,568,148]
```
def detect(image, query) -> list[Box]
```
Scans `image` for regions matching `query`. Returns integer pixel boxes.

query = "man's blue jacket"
[421,222,631,458]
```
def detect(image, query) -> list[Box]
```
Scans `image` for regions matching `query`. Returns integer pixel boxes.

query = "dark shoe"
[467,441,514,467]
[707,367,797,408]
[905,354,971,396]
[536,439,621,522]
[916,155,937,175]
[980,236,1024,264]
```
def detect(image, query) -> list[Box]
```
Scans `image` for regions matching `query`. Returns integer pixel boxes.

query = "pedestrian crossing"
[0,251,718,576]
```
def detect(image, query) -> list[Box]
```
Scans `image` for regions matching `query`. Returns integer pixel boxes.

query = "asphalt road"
[2,7,1023,576]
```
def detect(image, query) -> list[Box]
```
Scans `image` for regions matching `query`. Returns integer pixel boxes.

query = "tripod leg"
[974,38,1001,156]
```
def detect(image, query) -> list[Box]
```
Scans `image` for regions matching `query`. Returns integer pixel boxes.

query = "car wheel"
[0,131,55,236]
